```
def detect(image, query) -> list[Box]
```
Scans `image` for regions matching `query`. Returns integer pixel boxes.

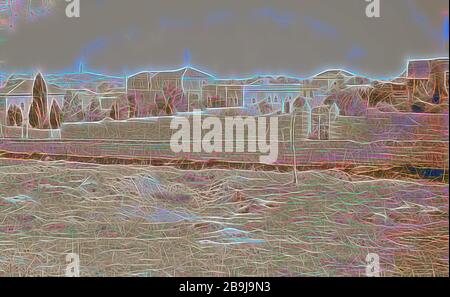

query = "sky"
[0,0,448,79]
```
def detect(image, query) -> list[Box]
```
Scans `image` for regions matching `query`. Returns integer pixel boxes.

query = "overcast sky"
[0,0,448,79]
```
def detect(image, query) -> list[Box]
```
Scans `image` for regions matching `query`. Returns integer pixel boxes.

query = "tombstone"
[292,97,312,139]
[311,105,331,140]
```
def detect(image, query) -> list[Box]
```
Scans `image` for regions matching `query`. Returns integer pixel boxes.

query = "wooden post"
[290,106,299,185]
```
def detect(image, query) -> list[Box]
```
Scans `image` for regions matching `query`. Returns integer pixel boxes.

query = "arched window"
[207,96,212,108]
[284,102,290,114]
[110,103,119,120]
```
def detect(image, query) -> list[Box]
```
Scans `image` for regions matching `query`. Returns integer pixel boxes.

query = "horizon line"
[0,56,448,84]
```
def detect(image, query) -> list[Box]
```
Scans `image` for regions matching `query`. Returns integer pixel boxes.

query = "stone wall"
[332,109,449,142]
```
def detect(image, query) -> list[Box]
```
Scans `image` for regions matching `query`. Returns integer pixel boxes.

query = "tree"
[155,83,186,116]
[62,91,84,122]
[258,100,273,115]
[50,101,62,129]
[85,97,104,122]
[29,73,48,129]
[7,105,23,126]
[325,89,369,116]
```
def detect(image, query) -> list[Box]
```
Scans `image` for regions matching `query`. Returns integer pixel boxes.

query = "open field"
[0,159,447,276]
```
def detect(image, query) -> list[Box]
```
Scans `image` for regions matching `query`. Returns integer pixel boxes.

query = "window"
[268,96,272,103]
[284,102,290,114]
[133,80,145,89]
[252,98,256,104]
[274,96,278,103]
[208,96,225,108]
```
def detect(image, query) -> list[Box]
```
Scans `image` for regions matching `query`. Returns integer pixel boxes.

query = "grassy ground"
[0,159,448,276]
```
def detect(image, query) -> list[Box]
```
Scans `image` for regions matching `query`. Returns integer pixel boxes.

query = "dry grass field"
[0,159,448,277]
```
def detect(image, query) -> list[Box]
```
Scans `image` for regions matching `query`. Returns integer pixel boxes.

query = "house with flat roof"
[127,67,214,116]
[202,84,244,109]
[243,84,303,114]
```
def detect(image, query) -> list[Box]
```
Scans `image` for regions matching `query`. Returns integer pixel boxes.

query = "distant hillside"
[45,72,126,91]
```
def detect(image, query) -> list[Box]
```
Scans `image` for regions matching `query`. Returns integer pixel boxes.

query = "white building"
[243,84,304,114]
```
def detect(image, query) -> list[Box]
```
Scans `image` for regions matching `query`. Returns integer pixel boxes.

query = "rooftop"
[0,79,66,96]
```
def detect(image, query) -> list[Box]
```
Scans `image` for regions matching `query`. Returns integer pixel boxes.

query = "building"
[310,104,340,140]
[407,60,433,81]
[0,73,65,132]
[202,84,244,109]
[243,84,304,114]
[61,84,127,123]
[371,81,410,110]
[289,96,340,140]
[126,72,154,117]
[309,69,367,93]
[407,58,449,105]
[93,82,127,120]
[127,67,214,116]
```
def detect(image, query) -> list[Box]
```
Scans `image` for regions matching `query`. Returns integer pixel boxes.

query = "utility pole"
[290,104,299,185]
[0,60,4,138]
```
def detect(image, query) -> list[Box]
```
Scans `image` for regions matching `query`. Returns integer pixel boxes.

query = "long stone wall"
[331,109,449,142]
[1,110,448,170]
[57,110,449,143]
[59,113,312,142]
